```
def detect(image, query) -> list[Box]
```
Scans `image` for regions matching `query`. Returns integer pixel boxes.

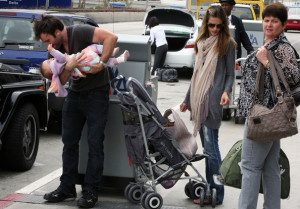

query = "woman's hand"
[180,102,189,112]
[220,92,230,106]
[256,46,269,67]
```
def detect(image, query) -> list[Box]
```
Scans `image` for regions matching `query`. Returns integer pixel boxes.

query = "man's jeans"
[200,125,224,204]
[59,88,109,194]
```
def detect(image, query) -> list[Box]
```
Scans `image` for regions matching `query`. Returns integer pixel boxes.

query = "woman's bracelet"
[264,60,269,68]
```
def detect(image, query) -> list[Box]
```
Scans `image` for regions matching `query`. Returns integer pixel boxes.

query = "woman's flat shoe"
[193,199,211,205]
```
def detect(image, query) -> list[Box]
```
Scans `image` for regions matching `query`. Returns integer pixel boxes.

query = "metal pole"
[46,0,49,10]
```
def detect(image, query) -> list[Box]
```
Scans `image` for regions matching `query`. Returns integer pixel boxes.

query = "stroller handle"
[111,75,124,92]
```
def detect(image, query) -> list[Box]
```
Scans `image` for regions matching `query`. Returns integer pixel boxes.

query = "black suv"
[0,9,99,127]
[0,63,48,171]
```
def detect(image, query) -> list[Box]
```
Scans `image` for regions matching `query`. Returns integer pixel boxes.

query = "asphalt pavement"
[1,79,300,209]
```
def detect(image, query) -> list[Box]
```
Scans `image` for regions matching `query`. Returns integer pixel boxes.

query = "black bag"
[157,67,178,82]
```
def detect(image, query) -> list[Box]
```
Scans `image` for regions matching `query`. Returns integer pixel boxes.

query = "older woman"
[237,3,300,209]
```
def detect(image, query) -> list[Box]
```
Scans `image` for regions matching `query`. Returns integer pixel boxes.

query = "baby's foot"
[112,47,120,57]
[48,80,59,93]
[116,50,130,64]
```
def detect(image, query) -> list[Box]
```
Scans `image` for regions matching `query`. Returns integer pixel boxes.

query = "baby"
[40,44,130,97]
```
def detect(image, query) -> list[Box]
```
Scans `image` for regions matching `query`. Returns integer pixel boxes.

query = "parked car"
[143,8,198,69]
[193,0,264,20]
[286,6,300,32]
[209,3,256,20]
[0,9,99,128]
[0,62,48,171]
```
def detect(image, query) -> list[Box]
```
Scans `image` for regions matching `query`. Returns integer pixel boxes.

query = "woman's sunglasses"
[208,23,224,29]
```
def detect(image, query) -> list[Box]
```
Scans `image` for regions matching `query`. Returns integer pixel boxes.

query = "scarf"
[190,35,219,136]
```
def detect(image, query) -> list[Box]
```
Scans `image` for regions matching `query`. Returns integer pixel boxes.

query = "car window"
[59,18,71,26]
[73,18,86,25]
[0,17,47,51]
[232,7,254,20]
[288,7,300,15]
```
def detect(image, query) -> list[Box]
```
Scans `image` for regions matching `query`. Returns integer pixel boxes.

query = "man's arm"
[237,18,254,54]
[83,28,118,74]
[59,53,86,85]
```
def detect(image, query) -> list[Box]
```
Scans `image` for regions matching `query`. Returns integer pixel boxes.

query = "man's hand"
[220,92,230,106]
[64,52,86,72]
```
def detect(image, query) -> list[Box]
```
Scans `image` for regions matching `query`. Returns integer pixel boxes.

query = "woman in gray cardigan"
[180,5,236,205]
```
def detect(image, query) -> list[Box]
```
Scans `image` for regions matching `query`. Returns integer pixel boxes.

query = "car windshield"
[288,7,300,15]
[0,17,47,51]
[232,7,254,20]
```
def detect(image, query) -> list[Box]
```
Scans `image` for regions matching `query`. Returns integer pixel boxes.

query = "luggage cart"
[223,57,247,123]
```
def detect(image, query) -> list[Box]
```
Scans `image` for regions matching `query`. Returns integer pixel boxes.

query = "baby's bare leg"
[115,50,130,65]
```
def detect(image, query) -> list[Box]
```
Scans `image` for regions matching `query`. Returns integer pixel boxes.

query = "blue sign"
[112,67,127,95]
[0,0,71,8]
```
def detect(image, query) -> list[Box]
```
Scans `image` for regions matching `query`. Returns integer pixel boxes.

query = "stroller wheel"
[199,188,205,207]
[190,182,206,200]
[127,185,143,204]
[124,184,133,200]
[144,192,163,209]
[211,188,217,208]
[141,191,151,209]
[184,182,192,198]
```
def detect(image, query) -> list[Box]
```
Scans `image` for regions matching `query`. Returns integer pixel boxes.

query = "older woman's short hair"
[262,2,287,25]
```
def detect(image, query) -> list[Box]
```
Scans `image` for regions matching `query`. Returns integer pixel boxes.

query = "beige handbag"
[247,50,298,142]
[163,109,198,159]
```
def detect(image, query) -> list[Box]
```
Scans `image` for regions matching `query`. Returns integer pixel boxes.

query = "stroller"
[111,76,218,209]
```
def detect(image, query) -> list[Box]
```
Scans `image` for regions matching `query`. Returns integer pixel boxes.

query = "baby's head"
[40,59,53,79]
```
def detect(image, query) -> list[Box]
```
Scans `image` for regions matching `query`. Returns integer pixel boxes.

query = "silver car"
[143,8,198,69]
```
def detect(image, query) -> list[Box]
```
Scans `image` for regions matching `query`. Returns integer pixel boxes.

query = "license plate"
[293,20,298,23]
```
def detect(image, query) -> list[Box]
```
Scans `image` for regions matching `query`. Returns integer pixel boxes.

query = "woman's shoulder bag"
[247,50,298,142]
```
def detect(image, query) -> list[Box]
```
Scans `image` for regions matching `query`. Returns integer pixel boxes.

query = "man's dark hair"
[33,15,64,41]
[262,2,287,25]
[148,16,159,29]
[219,0,236,6]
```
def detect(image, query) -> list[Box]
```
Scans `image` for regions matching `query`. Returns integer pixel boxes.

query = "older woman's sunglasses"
[208,23,224,29]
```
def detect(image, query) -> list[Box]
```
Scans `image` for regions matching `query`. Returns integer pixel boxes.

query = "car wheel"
[0,103,39,171]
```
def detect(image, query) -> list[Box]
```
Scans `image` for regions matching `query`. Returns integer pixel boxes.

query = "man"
[220,0,254,59]
[34,15,118,208]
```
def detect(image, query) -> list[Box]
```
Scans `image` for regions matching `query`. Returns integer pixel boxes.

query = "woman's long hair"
[195,6,236,57]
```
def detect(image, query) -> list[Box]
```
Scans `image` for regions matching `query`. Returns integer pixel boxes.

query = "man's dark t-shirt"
[53,24,110,92]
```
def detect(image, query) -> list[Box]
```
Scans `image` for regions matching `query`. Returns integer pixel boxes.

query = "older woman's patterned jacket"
[237,33,300,117]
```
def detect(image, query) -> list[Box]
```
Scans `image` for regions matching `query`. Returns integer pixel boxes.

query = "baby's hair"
[40,61,52,79]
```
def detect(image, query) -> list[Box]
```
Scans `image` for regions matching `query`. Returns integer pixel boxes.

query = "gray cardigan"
[184,41,235,129]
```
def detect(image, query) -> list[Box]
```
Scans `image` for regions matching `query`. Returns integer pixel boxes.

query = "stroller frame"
[112,76,217,209]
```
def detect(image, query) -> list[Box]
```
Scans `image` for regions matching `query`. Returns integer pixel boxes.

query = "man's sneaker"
[77,190,98,208]
[44,188,76,202]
